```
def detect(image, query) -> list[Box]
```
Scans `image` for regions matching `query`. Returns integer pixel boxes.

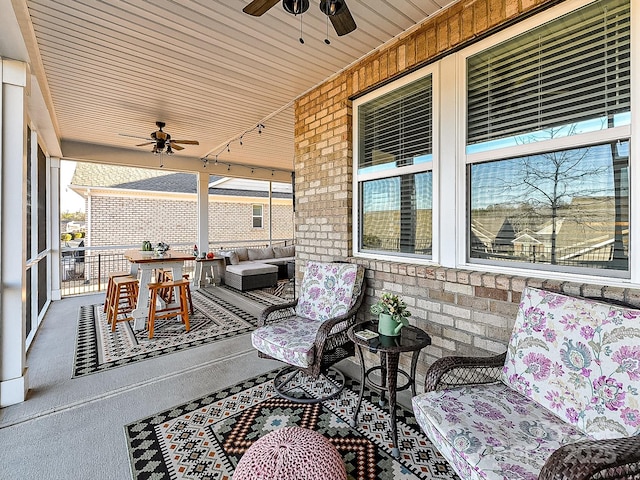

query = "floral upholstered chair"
[251,261,365,403]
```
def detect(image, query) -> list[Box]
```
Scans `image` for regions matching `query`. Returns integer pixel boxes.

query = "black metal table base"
[348,322,431,459]
[273,366,346,404]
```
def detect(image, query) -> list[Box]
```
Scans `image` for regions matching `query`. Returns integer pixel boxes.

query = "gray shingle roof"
[71,163,291,198]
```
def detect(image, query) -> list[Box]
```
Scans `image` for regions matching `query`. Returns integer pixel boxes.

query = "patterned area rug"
[125,370,458,480]
[72,286,288,378]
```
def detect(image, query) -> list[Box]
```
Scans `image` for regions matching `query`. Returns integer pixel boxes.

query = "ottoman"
[225,263,278,291]
[233,426,346,480]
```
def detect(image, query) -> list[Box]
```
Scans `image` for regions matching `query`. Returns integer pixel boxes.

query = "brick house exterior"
[70,163,294,251]
[293,0,637,385]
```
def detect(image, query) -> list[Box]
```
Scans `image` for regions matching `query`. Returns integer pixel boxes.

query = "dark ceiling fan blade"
[172,139,199,145]
[330,2,356,36]
[136,142,155,147]
[169,142,185,150]
[243,0,280,16]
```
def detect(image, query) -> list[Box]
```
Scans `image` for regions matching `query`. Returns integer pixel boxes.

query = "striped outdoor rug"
[72,286,288,378]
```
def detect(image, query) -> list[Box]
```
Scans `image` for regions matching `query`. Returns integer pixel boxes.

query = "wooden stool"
[147,279,191,339]
[106,276,139,331]
[155,269,194,315]
[103,271,131,314]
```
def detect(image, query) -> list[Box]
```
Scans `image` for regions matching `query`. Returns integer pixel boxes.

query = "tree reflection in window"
[469,140,629,271]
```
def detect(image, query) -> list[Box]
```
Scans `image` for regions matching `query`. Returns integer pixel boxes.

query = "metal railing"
[60,239,294,297]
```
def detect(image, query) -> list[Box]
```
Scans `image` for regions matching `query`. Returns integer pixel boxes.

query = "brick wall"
[293,0,638,386]
[88,195,293,249]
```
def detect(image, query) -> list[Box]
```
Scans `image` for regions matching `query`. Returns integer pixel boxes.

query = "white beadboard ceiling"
[22,0,450,174]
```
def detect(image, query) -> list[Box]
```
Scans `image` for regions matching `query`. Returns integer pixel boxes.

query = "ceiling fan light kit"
[320,0,343,16]
[243,0,356,40]
[283,0,309,15]
[122,121,199,158]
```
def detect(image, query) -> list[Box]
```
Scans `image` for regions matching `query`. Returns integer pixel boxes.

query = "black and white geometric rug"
[125,370,458,480]
[72,286,288,378]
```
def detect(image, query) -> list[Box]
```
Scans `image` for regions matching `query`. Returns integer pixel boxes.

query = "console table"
[348,321,431,458]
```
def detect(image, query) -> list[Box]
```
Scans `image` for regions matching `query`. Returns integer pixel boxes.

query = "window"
[465,0,630,276]
[354,72,434,258]
[469,141,629,273]
[252,204,263,228]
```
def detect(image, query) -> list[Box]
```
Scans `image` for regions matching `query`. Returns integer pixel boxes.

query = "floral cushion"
[412,382,590,480]
[295,262,363,322]
[251,316,320,368]
[502,287,640,440]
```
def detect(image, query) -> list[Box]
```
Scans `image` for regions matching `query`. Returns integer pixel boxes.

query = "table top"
[124,249,195,264]
[195,256,226,263]
[349,321,431,353]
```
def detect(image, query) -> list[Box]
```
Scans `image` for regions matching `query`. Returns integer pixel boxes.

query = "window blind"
[359,76,432,170]
[467,0,630,146]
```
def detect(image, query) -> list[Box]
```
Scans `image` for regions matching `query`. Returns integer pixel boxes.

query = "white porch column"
[50,157,62,300]
[197,172,209,253]
[0,58,29,407]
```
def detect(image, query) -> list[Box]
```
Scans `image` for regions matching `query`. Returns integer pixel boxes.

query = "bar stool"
[106,276,139,331]
[147,279,191,339]
[103,271,132,314]
[155,269,194,315]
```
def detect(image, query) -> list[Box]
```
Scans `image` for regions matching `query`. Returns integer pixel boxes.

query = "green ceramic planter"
[377,313,403,336]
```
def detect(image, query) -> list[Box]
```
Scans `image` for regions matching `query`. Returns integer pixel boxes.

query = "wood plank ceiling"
[26,0,450,173]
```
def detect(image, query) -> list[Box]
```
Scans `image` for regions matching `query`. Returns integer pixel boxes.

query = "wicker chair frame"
[257,279,365,402]
[423,349,640,479]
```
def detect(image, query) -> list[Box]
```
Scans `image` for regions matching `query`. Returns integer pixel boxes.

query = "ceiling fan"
[120,121,199,155]
[243,0,357,39]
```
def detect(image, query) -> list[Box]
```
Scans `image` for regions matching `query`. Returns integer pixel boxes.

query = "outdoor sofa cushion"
[226,263,278,276]
[412,382,590,480]
[247,246,274,260]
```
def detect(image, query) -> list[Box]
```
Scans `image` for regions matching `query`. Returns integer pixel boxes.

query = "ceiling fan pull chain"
[324,16,331,44]
[299,14,304,44]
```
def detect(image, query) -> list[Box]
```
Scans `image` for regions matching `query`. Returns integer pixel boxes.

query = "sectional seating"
[221,245,295,291]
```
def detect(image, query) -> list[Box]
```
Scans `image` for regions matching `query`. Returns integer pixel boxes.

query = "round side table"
[348,321,431,458]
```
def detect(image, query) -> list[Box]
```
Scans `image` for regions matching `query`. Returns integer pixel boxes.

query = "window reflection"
[469,141,629,271]
[361,173,432,256]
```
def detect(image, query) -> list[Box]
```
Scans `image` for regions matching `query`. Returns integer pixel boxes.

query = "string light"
[199,122,287,177]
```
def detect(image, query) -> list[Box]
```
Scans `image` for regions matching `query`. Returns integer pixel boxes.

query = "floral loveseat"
[412,287,640,480]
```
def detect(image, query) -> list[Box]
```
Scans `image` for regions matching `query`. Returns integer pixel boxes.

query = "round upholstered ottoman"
[233,426,346,480]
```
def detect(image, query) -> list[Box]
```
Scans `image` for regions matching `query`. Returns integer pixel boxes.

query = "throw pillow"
[228,251,240,265]
[273,245,295,258]
[235,248,249,261]
[248,247,273,260]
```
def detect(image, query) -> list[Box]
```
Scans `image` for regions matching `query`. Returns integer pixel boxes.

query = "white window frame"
[352,65,440,264]
[252,204,263,229]
[454,0,637,286]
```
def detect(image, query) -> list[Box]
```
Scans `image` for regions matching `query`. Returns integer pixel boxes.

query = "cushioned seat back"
[295,262,364,322]
[502,287,640,440]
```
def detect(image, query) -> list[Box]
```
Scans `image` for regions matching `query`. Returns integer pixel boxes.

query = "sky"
[60,160,85,213]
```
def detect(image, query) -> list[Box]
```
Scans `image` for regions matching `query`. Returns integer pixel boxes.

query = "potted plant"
[370,292,411,336]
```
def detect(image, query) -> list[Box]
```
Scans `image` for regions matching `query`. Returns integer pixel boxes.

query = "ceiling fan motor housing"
[283,0,309,15]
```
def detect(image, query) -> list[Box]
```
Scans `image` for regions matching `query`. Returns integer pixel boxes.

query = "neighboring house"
[68,163,294,251]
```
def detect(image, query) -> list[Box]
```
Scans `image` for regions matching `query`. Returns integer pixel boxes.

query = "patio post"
[0,58,29,406]
[197,172,209,253]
